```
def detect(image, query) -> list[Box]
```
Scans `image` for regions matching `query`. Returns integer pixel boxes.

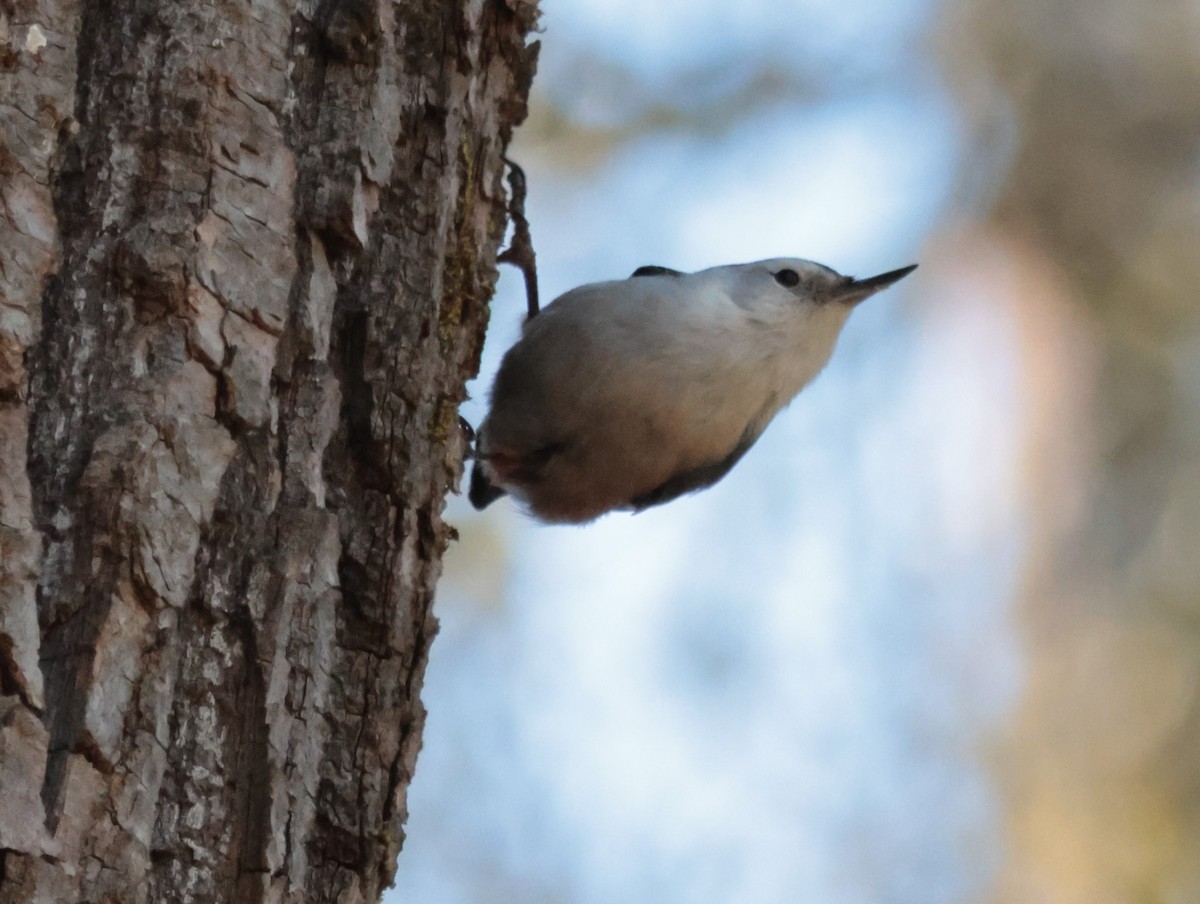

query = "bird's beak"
[833,264,918,305]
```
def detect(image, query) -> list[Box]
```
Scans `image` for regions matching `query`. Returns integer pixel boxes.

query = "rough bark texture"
[0,0,538,901]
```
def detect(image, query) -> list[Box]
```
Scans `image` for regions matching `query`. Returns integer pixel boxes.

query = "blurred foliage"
[937,1,1200,901]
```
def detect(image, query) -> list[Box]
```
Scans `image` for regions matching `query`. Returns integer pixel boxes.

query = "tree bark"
[0,0,538,901]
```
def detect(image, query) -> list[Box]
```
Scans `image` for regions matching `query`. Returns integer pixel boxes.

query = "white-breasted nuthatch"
[469,258,916,523]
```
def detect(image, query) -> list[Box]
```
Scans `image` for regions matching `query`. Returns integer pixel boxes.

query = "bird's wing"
[627,418,764,512]
[630,265,684,278]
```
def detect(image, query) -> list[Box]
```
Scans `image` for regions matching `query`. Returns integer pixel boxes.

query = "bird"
[469,258,916,524]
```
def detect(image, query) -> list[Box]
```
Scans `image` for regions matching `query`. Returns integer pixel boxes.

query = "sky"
[389,1,1026,902]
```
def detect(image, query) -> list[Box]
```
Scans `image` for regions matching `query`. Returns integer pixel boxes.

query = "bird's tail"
[468,459,507,510]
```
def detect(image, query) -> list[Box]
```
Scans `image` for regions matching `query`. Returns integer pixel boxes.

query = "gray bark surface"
[0,0,538,900]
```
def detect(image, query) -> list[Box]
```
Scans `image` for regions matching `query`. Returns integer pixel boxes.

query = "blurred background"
[391,1,1200,901]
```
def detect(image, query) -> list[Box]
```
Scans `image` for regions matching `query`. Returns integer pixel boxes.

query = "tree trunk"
[0,0,538,901]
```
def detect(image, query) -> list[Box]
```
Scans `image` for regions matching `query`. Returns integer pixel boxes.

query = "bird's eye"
[774,269,800,288]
